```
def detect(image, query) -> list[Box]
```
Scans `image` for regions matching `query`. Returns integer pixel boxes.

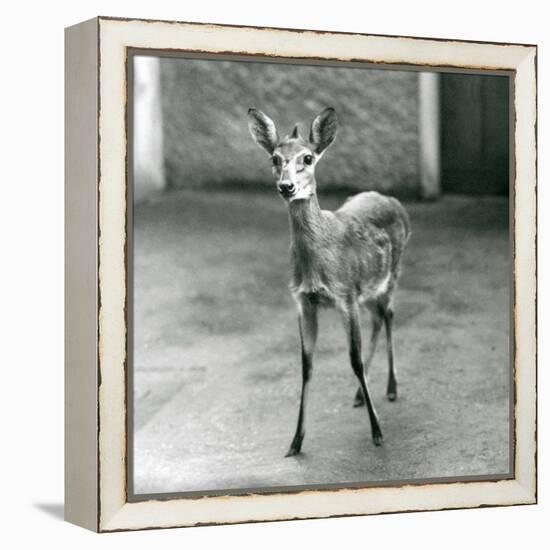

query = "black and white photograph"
[4,0,544,544]
[129,53,512,496]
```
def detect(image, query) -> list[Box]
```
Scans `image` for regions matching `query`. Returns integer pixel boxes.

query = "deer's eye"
[271,156,281,167]
[304,154,314,165]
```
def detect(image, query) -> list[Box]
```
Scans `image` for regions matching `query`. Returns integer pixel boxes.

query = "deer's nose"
[278,181,296,196]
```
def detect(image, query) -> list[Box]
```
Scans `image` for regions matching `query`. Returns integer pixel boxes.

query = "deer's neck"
[289,193,324,240]
[288,193,326,261]
[288,192,334,300]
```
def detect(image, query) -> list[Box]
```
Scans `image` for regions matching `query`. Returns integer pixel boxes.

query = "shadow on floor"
[34,502,64,521]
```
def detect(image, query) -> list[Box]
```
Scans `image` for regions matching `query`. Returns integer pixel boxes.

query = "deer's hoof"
[387,390,397,402]
[353,389,365,407]
[373,432,383,447]
[286,433,304,456]
[285,447,301,457]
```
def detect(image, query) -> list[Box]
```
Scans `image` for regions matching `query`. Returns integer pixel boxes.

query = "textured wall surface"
[160,57,420,196]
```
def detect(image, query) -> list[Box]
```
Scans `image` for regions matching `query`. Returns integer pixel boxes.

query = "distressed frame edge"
[64,17,100,532]
[101,479,535,532]
[511,46,538,504]
[94,18,537,532]
[96,14,538,49]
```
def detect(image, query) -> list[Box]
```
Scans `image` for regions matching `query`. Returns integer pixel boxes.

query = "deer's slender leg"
[384,308,397,401]
[343,301,383,446]
[286,296,318,457]
[353,308,383,407]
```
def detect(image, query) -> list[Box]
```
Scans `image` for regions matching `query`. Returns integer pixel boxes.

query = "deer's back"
[334,191,410,297]
[337,190,409,234]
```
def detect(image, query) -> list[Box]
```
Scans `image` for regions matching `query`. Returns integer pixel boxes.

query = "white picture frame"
[65,16,537,532]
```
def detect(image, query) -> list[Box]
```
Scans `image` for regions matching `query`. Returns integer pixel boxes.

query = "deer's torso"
[288,192,403,310]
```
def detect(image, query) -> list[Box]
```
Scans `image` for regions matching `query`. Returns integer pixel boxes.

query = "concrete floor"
[132,189,511,495]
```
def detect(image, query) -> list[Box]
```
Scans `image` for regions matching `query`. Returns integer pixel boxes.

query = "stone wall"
[159,57,420,196]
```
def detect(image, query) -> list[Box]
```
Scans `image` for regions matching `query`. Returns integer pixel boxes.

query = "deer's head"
[248,108,337,202]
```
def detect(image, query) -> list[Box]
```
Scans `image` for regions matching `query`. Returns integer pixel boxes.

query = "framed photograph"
[65,16,537,532]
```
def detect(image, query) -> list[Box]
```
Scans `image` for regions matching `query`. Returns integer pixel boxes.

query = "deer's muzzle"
[278,181,296,198]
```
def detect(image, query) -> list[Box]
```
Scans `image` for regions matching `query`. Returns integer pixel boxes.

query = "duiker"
[248,107,411,456]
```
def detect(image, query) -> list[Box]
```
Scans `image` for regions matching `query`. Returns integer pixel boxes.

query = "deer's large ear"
[248,108,278,154]
[309,107,337,154]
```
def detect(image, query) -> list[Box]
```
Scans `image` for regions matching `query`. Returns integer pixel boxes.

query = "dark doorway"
[440,73,510,195]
